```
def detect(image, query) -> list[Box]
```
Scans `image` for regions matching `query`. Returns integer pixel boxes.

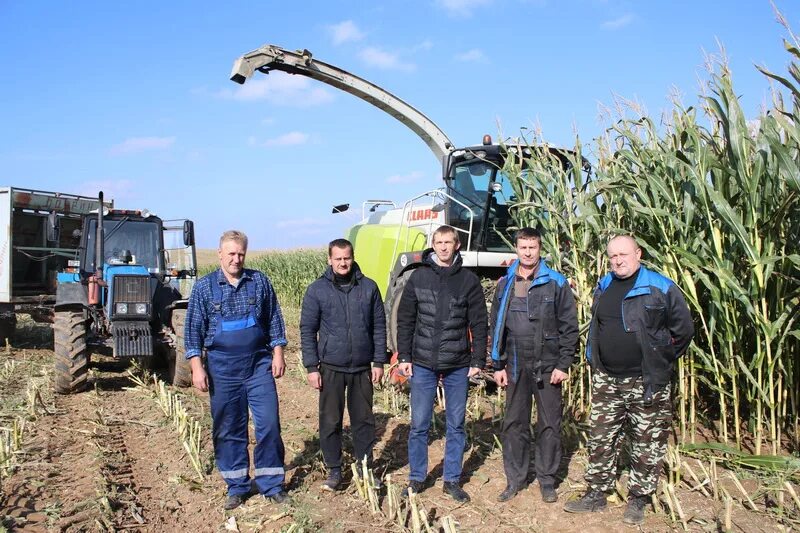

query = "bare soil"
[1,318,796,532]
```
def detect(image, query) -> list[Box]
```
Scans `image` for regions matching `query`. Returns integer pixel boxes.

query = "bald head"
[607,235,642,279]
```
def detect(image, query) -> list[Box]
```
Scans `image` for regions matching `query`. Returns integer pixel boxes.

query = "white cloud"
[455,48,487,63]
[359,47,415,72]
[437,0,492,17]
[328,20,364,45]
[262,131,310,147]
[413,40,433,52]
[386,171,424,184]
[217,71,335,107]
[110,136,175,155]
[601,13,634,30]
[74,179,136,201]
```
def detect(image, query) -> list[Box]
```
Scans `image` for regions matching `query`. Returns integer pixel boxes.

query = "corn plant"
[502,26,800,455]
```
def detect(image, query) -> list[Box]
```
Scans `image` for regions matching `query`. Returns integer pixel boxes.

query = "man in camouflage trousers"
[564,236,694,525]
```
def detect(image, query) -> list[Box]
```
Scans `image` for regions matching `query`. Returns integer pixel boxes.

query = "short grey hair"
[219,230,248,250]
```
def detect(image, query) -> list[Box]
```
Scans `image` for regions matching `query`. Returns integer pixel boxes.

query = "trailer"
[0,187,114,339]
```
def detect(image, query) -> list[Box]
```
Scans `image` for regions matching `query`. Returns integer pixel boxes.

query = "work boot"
[223,493,245,510]
[443,481,471,503]
[540,485,557,503]
[622,494,648,525]
[401,480,425,498]
[265,490,291,504]
[563,489,607,513]
[497,484,520,502]
[321,468,342,491]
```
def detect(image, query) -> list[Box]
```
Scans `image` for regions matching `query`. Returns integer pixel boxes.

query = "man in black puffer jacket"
[396,225,488,503]
[300,239,387,492]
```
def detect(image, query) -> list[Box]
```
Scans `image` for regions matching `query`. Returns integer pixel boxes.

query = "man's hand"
[371,366,384,384]
[307,371,322,390]
[189,357,208,392]
[550,368,569,385]
[398,362,413,377]
[272,347,286,379]
[467,367,482,378]
[494,369,508,387]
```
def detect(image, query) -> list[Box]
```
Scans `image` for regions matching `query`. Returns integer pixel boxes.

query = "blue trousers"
[408,364,469,483]
[209,354,285,496]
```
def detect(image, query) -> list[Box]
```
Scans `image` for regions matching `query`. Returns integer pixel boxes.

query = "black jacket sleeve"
[667,284,695,358]
[371,284,388,365]
[299,282,322,371]
[395,274,418,363]
[466,276,489,369]
[555,282,579,372]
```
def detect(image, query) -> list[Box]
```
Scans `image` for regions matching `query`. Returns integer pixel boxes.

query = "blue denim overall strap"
[206,275,285,496]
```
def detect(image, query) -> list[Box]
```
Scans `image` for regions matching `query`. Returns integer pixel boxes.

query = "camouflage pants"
[584,371,672,497]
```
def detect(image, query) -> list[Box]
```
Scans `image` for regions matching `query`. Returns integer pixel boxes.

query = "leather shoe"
[497,485,520,502]
[443,481,470,503]
[265,490,291,504]
[401,480,425,498]
[540,485,557,503]
[224,493,245,510]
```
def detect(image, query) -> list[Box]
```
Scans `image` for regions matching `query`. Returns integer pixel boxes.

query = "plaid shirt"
[184,268,287,358]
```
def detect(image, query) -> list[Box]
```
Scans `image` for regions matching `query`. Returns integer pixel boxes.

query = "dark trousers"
[502,363,563,488]
[319,366,376,469]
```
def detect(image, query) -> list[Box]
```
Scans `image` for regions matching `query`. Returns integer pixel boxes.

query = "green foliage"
[504,41,800,453]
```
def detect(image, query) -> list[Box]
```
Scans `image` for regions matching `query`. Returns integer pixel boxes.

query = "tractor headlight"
[115,303,128,315]
[134,303,148,315]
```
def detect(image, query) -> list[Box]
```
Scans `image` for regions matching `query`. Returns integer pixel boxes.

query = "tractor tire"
[168,309,192,387]
[386,270,413,354]
[53,310,89,394]
[0,313,17,346]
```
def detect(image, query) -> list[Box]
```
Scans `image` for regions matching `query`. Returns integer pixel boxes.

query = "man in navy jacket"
[300,239,387,492]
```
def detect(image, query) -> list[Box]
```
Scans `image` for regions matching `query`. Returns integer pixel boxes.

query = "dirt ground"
[0,317,797,532]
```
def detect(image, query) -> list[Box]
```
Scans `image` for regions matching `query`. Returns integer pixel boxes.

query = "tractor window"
[84,218,163,272]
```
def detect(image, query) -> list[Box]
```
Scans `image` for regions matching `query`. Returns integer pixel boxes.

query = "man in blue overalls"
[185,230,289,510]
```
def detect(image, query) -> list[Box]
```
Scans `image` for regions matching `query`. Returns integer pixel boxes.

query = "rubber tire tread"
[170,309,192,387]
[386,271,412,354]
[53,310,89,394]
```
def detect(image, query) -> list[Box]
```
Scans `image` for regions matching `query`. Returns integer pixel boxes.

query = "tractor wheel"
[0,313,17,347]
[53,310,89,394]
[168,309,192,387]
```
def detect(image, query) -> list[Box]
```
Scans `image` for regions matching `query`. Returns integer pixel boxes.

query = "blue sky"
[1,1,798,249]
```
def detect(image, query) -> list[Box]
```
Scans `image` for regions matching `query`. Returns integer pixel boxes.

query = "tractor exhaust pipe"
[89,191,105,305]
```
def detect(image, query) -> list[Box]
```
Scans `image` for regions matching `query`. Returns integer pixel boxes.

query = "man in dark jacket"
[300,238,387,492]
[564,235,694,525]
[490,227,578,504]
[396,225,488,503]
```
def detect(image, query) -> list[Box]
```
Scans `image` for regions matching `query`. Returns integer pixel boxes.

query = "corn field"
[501,37,800,455]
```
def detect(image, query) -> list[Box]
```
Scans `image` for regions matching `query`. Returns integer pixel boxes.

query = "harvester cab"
[53,192,198,393]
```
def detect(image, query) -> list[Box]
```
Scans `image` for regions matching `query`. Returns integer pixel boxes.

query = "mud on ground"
[0,316,797,532]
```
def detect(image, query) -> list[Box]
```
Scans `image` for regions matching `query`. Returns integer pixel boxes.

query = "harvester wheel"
[53,310,89,394]
[386,270,413,354]
[168,309,192,387]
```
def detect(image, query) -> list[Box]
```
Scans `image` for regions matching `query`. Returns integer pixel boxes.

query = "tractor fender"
[55,282,89,311]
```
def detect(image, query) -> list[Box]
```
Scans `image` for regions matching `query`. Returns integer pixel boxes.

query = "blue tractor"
[53,192,197,393]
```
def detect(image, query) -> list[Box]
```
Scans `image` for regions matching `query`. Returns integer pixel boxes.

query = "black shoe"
[401,480,425,498]
[540,485,557,503]
[497,485,520,502]
[224,493,245,510]
[443,481,470,503]
[563,489,607,513]
[622,494,648,525]
[265,490,291,504]
[321,468,342,491]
